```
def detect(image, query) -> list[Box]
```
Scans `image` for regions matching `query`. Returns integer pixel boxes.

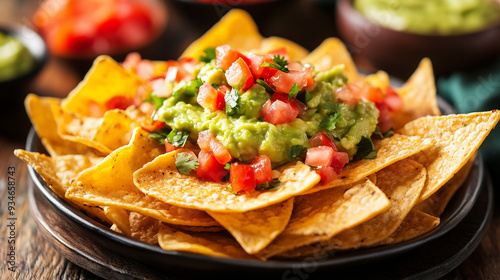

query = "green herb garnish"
[355,136,377,159]
[256,78,275,94]
[288,83,300,100]
[225,88,241,116]
[320,113,341,130]
[255,178,282,191]
[373,126,394,139]
[148,127,171,144]
[200,47,216,63]
[166,130,190,147]
[262,55,289,73]
[175,152,199,175]
[287,145,307,161]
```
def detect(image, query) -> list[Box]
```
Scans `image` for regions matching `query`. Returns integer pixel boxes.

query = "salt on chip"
[180,9,263,60]
[392,58,441,130]
[14,149,109,224]
[134,153,320,212]
[305,134,436,194]
[302,38,358,82]
[61,55,144,117]
[415,154,476,217]
[207,198,294,254]
[258,37,309,61]
[320,159,426,250]
[397,111,500,202]
[256,179,390,260]
[375,209,440,246]
[24,94,91,156]
[66,128,219,227]
[158,224,256,259]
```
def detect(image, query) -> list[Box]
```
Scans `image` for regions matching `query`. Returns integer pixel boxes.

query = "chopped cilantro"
[148,127,171,144]
[287,145,307,161]
[355,136,377,159]
[256,78,275,94]
[322,102,343,114]
[374,126,394,139]
[305,90,313,103]
[175,152,199,175]
[320,113,341,130]
[144,94,167,121]
[255,178,282,191]
[200,47,216,63]
[288,83,300,100]
[225,88,241,116]
[261,55,289,73]
[224,163,231,170]
[166,130,190,147]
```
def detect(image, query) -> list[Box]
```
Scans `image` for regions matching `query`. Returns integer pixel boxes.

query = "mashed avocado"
[355,0,500,34]
[157,58,379,166]
[0,32,35,81]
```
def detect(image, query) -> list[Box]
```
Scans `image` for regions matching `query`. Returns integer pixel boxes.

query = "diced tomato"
[305,146,335,167]
[141,120,166,132]
[136,59,155,80]
[196,150,229,181]
[291,98,308,118]
[268,70,307,94]
[165,142,180,153]
[150,78,172,98]
[383,87,403,111]
[166,58,197,83]
[267,47,289,60]
[197,130,213,151]
[315,166,338,185]
[251,155,273,185]
[377,102,393,133]
[225,58,254,91]
[104,95,135,110]
[197,130,232,164]
[215,45,250,71]
[263,99,299,125]
[287,62,315,91]
[230,162,256,192]
[247,53,277,80]
[198,83,225,112]
[309,132,338,151]
[362,85,385,104]
[334,84,362,105]
[330,152,349,174]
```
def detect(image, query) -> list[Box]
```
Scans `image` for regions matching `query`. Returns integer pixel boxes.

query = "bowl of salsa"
[336,0,500,78]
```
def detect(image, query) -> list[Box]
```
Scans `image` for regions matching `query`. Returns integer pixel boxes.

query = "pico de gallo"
[120,45,402,193]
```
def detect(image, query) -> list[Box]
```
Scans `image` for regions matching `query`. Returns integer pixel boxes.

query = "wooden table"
[1,0,500,279]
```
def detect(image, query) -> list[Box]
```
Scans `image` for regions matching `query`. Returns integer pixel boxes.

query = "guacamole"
[157,56,379,166]
[355,0,500,34]
[0,32,35,81]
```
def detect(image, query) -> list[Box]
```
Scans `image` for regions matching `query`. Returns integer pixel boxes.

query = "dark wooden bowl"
[336,0,500,79]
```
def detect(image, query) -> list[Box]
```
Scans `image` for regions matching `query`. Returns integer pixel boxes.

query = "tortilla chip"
[157,224,256,259]
[105,208,161,245]
[321,159,426,250]
[180,9,263,60]
[207,198,294,254]
[256,179,390,260]
[66,128,219,227]
[52,105,137,155]
[392,58,441,130]
[134,153,320,213]
[305,134,435,194]
[303,38,358,82]
[61,55,144,117]
[258,37,309,61]
[398,111,500,201]
[25,94,92,156]
[376,209,440,245]
[14,149,108,223]
[415,154,476,217]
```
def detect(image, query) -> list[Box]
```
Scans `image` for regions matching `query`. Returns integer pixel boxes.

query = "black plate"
[25,98,486,279]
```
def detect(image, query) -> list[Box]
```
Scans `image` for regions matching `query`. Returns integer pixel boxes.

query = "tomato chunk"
[198,83,225,112]
[247,53,277,79]
[215,44,250,71]
[225,57,254,91]
[196,150,228,181]
[141,120,166,132]
[334,84,362,105]
[305,146,335,167]
[330,152,349,174]
[197,130,232,164]
[263,99,299,125]
[267,70,307,94]
[251,155,273,185]
[315,166,338,185]
[309,132,338,151]
[230,162,256,192]
[104,95,135,110]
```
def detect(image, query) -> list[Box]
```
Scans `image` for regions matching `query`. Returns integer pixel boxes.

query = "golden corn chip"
[322,159,426,250]
[207,198,294,254]
[398,111,500,201]
[392,58,441,130]
[52,105,137,155]
[375,209,440,245]
[105,208,161,245]
[180,9,263,60]
[305,134,435,194]
[66,128,219,227]
[158,224,256,259]
[258,37,309,61]
[24,94,92,156]
[256,179,390,260]
[415,154,476,217]
[302,38,358,82]
[14,149,108,224]
[61,55,144,117]
[134,153,320,213]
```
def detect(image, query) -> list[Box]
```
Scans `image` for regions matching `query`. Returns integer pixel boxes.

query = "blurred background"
[1,0,500,181]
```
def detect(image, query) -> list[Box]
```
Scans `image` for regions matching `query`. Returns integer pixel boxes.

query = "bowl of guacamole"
[336,0,500,78]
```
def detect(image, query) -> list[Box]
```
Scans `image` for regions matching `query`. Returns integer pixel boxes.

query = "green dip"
[157,58,379,166]
[355,0,500,34]
[0,32,35,81]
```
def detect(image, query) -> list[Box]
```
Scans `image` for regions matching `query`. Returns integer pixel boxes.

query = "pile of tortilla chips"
[15,10,499,261]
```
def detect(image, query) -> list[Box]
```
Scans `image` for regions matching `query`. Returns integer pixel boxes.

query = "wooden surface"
[1,0,500,279]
